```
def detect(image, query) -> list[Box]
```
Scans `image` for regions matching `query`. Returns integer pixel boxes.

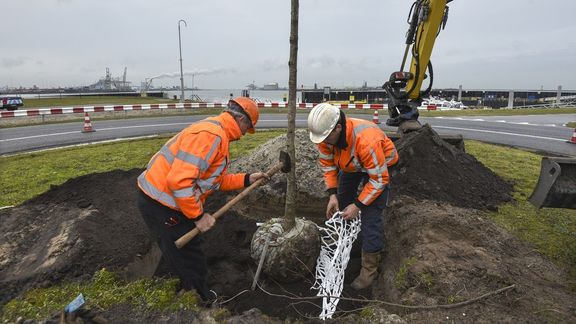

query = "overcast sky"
[2,0,575,90]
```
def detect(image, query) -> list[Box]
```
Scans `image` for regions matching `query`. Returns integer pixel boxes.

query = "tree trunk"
[284,0,299,228]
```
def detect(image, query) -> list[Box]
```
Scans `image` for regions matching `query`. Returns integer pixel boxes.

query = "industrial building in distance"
[300,85,576,109]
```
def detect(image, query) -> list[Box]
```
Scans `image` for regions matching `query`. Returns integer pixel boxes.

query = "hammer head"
[279,151,291,173]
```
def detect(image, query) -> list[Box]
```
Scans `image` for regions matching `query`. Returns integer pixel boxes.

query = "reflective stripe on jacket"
[318,118,399,205]
[138,113,246,219]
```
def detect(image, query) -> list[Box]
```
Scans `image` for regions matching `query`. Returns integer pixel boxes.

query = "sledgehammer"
[174,151,291,249]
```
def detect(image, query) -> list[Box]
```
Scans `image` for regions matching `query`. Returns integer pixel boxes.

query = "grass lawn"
[19,96,176,109]
[1,131,574,321]
[466,141,576,278]
[0,130,285,206]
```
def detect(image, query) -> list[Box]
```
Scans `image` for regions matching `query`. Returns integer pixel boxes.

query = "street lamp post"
[178,19,187,103]
[191,73,195,101]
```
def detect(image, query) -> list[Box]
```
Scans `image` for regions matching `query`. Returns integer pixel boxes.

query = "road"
[1,113,575,156]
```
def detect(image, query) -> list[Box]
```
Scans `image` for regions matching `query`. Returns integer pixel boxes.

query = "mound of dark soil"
[229,127,512,221]
[391,124,513,210]
[377,196,575,322]
[0,169,150,305]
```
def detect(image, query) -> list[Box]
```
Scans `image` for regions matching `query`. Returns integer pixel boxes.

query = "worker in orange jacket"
[137,97,268,302]
[307,103,398,290]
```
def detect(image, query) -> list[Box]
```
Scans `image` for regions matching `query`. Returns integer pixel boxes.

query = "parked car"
[0,96,24,110]
[417,97,466,111]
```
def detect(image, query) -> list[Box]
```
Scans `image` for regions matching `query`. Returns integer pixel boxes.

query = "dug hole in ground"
[1,126,575,323]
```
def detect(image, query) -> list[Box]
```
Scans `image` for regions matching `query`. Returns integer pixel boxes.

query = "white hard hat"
[307,103,340,143]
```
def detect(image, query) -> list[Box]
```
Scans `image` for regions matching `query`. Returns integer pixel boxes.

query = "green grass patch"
[0,130,284,207]
[358,306,377,319]
[0,136,168,206]
[20,96,177,109]
[466,141,576,278]
[417,272,434,291]
[394,256,418,290]
[566,122,576,128]
[1,269,200,322]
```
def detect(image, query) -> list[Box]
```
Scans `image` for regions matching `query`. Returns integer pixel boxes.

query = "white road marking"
[0,120,304,142]
[434,117,558,127]
[0,130,80,142]
[0,122,191,142]
[1,135,159,157]
[3,119,562,146]
[434,126,566,142]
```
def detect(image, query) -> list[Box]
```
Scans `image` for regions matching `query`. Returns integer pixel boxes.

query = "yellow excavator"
[383,0,450,133]
[385,0,575,209]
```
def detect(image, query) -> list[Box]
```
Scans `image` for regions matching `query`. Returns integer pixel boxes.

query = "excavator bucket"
[529,157,576,209]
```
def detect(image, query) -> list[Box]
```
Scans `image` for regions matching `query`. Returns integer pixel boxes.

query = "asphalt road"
[1,113,575,157]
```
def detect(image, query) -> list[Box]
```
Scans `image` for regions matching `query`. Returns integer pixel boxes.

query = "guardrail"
[0,102,387,119]
[511,101,576,109]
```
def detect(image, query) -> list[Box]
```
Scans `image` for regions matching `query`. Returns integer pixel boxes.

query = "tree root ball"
[251,218,320,283]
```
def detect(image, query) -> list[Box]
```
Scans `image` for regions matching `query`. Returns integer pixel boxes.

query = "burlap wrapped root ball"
[251,218,320,283]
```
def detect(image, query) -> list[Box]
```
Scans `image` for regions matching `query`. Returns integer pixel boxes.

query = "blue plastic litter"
[64,293,85,313]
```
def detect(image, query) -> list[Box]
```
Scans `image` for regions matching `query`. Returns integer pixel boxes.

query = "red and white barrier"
[0,102,387,119]
[569,128,576,144]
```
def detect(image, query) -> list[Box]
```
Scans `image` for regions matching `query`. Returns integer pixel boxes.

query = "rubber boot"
[351,251,381,290]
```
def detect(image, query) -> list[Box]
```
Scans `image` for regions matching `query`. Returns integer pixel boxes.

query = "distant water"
[166,89,301,103]
[14,89,301,103]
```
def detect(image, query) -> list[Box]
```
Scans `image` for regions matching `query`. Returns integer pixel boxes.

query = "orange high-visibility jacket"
[317,117,399,206]
[138,113,246,220]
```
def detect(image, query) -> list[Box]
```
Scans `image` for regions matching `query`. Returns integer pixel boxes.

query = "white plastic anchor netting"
[311,211,361,320]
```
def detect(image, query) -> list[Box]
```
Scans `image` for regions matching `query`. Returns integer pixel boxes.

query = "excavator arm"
[385,0,576,209]
[384,0,451,134]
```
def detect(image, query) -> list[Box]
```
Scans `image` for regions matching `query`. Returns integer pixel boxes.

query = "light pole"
[178,19,187,103]
[191,73,195,101]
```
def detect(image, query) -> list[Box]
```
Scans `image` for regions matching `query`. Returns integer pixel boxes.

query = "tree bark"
[284,0,299,228]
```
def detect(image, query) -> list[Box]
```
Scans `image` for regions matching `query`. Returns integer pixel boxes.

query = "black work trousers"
[137,190,211,300]
[337,172,390,253]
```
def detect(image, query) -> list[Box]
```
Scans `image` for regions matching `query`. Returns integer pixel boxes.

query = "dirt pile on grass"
[0,169,150,306]
[377,196,576,322]
[1,127,574,323]
[229,127,512,220]
[391,124,513,210]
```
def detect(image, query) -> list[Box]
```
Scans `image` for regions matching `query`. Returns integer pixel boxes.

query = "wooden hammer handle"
[174,162,283,249]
